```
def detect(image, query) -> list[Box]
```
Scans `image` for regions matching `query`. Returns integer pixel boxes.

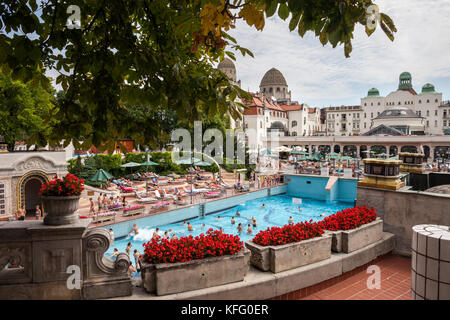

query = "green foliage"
[0,71,57,150]
[0,0,395,149]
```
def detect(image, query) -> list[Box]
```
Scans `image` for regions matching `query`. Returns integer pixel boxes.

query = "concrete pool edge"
[111,232,395,300]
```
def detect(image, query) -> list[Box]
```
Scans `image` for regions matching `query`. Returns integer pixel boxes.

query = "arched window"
[269,87,273,93]
[292,131,297,136]
[263,88,266,92]
[276,87,280,92]
[292,120,297,127]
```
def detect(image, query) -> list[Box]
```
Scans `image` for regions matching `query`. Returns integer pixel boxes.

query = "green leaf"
[344,41,352,58]
[278,3,290,21]
[265,1,278,18]
[289,12,301,31]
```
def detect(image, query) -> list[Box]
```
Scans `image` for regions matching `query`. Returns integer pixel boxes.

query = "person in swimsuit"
[171,233,179,240]
[98,193,103,212]
[129,224,139,235]
[163,231,170,239]
[236,210,240,216]
[35,205,41,220]
[152,228,160,239]
[133,249,141,271]
[231,216,235,224]
[288,216,294,224]
[17,206,25,221]
[126,242,132,255]
[247,224,252,234]
[109,228,115,246]
[237,223,243,234]
[89,198,95,216]
[187,222,193,232]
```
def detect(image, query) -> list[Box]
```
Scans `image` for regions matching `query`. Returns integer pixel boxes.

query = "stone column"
[411,225,450,300]
[385,146,390,155]
[308,144,312,156]
[430,146,435,161]
[356,145,361,158]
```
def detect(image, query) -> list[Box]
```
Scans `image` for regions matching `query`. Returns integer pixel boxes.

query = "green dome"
[398,71,412,90]
[422,83,435,93]
[399,72,412,80]
[367,88,380,97]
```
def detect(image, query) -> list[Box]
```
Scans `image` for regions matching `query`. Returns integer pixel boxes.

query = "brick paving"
[301,254,411,300]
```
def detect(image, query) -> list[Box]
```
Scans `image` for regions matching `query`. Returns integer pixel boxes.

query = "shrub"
[143,229,243,264]
[39,173,84,197]
[317,206,376,231]
[252,220,324,246]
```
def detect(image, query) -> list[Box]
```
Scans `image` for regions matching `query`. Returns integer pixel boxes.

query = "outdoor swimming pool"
[105,194,353,275]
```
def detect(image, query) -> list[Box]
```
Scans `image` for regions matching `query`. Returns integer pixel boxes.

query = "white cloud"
[229,0,450,106]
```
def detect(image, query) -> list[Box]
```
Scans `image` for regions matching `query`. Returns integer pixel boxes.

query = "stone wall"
[357,186,450,256]
[0,220,132,299]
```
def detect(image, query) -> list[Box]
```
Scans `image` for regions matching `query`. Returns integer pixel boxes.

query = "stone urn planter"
[140,249,250,296]
[325,218,383,253]
[245,234,331,273]
[42,196,80,226]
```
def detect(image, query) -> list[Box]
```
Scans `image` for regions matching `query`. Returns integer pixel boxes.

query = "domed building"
[217,58,241,87]
[367,105,425,135]
[259,68,292,105]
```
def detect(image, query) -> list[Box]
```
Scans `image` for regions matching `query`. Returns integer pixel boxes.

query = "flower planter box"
[245,235,331,273]
[140,249,250,296]
[92,212,116,223]
[122,207,145,217]
[325,218,383,253]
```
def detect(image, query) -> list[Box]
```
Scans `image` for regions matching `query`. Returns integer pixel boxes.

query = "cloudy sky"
[228,0,450,108]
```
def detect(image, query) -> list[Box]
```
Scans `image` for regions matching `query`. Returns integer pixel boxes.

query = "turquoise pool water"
[106,194,352,275]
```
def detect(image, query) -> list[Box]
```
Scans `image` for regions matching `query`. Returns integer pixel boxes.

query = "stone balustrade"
[0,219,132,300]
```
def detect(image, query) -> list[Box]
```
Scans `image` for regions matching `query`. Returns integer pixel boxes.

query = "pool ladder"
[199,204,206,218]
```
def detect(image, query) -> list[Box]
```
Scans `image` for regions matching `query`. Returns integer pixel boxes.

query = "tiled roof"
[280,104,303,111]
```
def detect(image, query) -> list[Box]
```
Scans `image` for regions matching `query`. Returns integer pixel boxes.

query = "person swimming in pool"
[187,222,193,232]
[288,216,294,224]
[201,223,205,230]
[163,231,170,239]
[320,212,326,217]
[171,233,178,240]
[237,223,243,234]
[236,210,240,216]
[251,217,257,228]
[247,224,252,234]
[152,228,160,239]
[298,205,302,211]
[260,204,265,209]
[231,216,235,224]
[129,224,139,235]
[216,216,221,220]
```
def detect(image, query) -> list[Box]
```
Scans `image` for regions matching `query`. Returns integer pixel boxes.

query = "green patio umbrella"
[121,162,142,168]
[121,161,142,174]
[291,150,309,155]
[194,161,212,166]
[89,168,113,182]
[174,157,202,165]
[141,160,159,173]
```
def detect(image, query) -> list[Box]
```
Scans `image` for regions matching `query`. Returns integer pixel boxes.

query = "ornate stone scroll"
[82,228,132,299]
